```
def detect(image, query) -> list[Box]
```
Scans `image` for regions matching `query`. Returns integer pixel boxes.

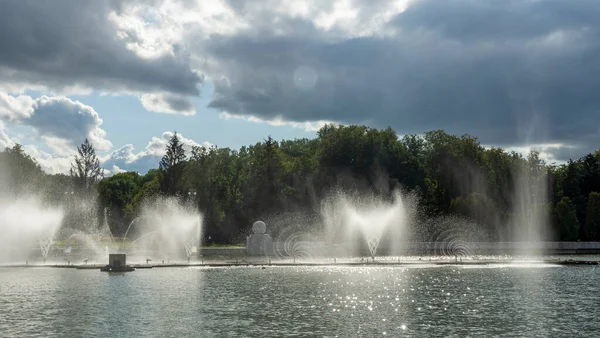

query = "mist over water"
[508,116,552,256]
[321,189,415,258]
[510,159,550,255]
[123,196,202,262]
[0,197,64,263]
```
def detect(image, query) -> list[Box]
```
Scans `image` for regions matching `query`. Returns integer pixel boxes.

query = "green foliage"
[0,144,43,197]
[97,172,143,234]
[160,132,187,195]
[585,192,600,240]
[159,132,186,171]
[8,125,600,243]
[555,197,579,241]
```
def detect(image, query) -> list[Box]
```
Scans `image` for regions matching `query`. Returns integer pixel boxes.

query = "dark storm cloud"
[201,0,600,159]
[162,95,195,112]
[393,0,599,41]
[0,0,201,96]
[140,93,196,115]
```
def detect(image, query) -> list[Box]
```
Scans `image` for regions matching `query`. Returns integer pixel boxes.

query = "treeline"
[1,125,600,243]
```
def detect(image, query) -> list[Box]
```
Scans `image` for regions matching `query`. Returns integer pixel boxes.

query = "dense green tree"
[0,144,43,197]
[159,132,187,195]
[585,192,600,240]
[97,172,142,235]
[254,136,285,214]
[555,197,579,241]
[580,155,600,198]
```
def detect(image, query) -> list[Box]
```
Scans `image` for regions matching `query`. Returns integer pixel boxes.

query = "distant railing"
[269,241,600,256]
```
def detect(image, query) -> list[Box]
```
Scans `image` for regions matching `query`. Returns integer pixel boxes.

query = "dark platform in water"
[100,265,135,272]
[100,254,135,272]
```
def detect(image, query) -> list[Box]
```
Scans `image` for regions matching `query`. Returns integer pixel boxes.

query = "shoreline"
[2,258,598,269]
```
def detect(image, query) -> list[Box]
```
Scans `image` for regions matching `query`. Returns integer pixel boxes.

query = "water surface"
[1,265,599,337]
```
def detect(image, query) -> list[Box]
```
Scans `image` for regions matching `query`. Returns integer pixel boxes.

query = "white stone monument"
[246,221,273,256]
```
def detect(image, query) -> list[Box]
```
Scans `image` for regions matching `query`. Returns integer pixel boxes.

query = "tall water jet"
[99,207,118,254]
[510,152,550,257]
[0,197,64,263]
[321,189,410,259]
[123,196,202,262]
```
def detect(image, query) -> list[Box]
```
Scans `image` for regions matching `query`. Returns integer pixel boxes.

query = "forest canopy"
[2,125,599,243]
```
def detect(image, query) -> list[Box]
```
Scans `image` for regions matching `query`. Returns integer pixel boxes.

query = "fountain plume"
[122,196,202,262]
[509,152,550,257]
[321,189,411,259]
[0,196,64,263]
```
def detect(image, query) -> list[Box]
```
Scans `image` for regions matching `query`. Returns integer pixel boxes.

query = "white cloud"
[0,93,115,174]
[104,165,128,176]
[0,92,34,121]
[102,131,212,174]
[21,145,72,175]
[41,136,76,158]
[149,0,248,38]
[109,7,181,60]
[0,127,14,149]
[0,93,112,153]
[30,95,112,151]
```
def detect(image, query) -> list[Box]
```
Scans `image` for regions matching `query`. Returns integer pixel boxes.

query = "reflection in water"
[0,266,599,337]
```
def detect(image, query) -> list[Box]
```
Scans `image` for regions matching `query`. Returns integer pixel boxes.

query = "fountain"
[509,153,550,257]
[0,197,64,264]
[121,196,202,263]
[184,240,198,263]
[37,236,54,262]
[321,189,410,260]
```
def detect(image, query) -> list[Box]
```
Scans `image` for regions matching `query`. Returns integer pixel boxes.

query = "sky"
[1,0,599,175]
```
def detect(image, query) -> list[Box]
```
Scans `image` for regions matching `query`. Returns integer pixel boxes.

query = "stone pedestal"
[246,221,273,256]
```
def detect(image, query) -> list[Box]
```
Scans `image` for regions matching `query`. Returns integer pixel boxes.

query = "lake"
[1,264,599,337]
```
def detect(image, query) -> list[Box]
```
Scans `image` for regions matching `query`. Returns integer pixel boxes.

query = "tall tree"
[159,132,187,195]
[159,132,186,171]
[70,138,103,191]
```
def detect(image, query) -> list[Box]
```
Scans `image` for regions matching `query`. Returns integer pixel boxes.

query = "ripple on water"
[0,265,599,336]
